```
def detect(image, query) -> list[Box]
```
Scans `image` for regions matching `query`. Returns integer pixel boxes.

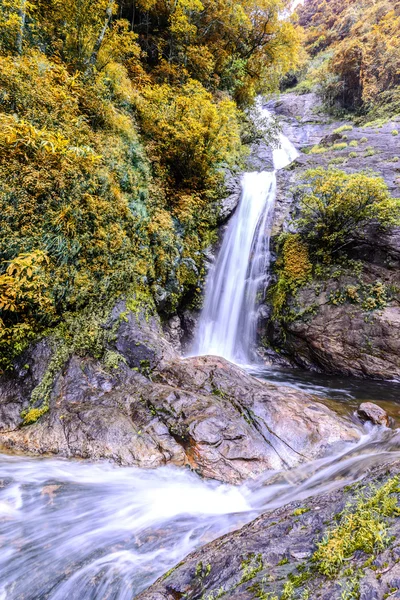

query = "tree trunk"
[85,0,114,75]
[16,0,27,55]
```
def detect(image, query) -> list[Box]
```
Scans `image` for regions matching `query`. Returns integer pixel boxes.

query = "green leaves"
[297,168,400,259]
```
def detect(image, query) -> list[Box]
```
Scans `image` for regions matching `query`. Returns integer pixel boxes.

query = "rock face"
[137,460,400,600]
[0,306,360,483]
[358,402,390,427]
[269,278,400,380]
[263,92,400,380]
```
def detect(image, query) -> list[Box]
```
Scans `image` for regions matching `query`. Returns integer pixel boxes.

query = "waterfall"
[191,109,299,365]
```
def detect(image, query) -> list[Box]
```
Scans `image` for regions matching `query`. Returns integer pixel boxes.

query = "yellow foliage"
[136,79,241,186]
[0,251,53,314]
[282,234,312,285]
[299,0,400,114]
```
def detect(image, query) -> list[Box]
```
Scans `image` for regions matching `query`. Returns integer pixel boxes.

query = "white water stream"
[191,108,298,364]
[0,429,399,599]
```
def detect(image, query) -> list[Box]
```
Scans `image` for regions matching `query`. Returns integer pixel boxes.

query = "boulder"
[137,458,400,600]
[0,309,360,483]
[357,402,390,427]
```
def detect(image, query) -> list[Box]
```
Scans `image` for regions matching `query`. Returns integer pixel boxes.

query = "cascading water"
[0,428,400,600]
[191,108,299,364]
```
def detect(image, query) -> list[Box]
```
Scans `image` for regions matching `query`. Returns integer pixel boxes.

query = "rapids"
[1,425,400,599]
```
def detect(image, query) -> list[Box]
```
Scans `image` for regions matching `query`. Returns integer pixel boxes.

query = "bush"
[298,168,400,259]
[333,125,353,135]
[135,79,241,188]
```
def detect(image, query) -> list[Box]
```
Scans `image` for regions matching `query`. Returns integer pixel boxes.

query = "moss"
[103,350,127,370]
[195,561,212,579]
[293,508,311,516]
[21,343,71,425]
[329,157,347,166]
[270,234,312,322]
[278,557,290,566]
[22,405,49,425]
[364,146,376,157]
[392,129,399,136]
[333,125,353,135]
[240,553,264,584]
[312,476,400,577]
[309,145,328,154]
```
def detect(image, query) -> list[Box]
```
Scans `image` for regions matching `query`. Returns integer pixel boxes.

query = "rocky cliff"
[264,93,400,381]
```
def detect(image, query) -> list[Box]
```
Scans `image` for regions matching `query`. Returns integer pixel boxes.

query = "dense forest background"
[0,0,301,369]
[295,0,400,117]
[0,0,399,372]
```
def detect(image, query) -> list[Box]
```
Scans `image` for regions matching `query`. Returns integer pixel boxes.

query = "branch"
[85,0,114,76]
[16,0,27,55]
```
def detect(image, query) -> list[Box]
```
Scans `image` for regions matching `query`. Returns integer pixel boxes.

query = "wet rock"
[268,278,400,380]
[0,339,53,431]
[110,301,176,372]
[357,402,390,427]
[137,460,400,600]
[0,312,360,483]
[163,316,184,353]
[264,92,400,379]
[218,171,242,223]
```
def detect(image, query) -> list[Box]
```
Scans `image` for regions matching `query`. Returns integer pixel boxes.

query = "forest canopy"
[0,0,301,370]
[295,0,400,116]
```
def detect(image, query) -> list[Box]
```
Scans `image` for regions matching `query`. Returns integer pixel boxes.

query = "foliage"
[297,168,400,259]
[0,251,54,368]
[270,233,312,319]
[297,0,400,117]
[135,79,241,187]
[313,476,400,577]
[0,0,302,370]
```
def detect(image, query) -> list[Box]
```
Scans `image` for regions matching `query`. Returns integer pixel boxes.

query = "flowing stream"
[191,108,298,364]
[2,102,400,599]
[1,427,400,600]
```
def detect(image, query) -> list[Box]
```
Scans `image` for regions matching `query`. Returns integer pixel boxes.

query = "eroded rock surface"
[0,307,360,483]
[137,459,400,600]
[358,402,390,427]
[263,93,400,380]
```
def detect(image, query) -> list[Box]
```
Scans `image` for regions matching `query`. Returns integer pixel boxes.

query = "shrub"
[298,168,400,259]
[332,142,348,151]
[309,145,328,154]
[333,125,353,135]
[271,234,312,318]
[349,152,357,158]
[349,140,358,147]
[313,477,400,577]
[364,146,376,157]
[135,79,241,188]
[392,129,399,136]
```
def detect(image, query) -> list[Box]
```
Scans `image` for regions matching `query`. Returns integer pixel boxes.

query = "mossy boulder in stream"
[137,460,400,600]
